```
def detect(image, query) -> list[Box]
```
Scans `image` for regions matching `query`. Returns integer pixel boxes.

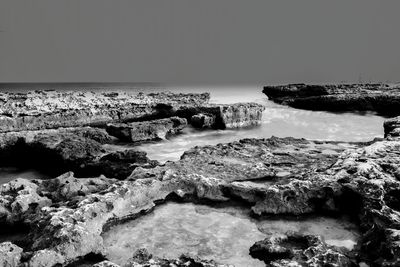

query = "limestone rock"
[263,83,400,116]
[106,117,187,142]
[125,248,231,267]
[250,234,352,266]
[384,116,400,138]
[190,113,216,129]
[0,91,210,132]
[0,128,155,179]
[0,242,23,267]
[178,103,265,129]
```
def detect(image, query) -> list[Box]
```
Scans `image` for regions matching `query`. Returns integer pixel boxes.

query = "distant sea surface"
[0,83,385,163]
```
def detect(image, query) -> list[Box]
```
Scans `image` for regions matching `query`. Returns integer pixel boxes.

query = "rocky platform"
[106,117,187,142]
[0,129,399,266]
[263,83,400,116]
[0,90,264,180]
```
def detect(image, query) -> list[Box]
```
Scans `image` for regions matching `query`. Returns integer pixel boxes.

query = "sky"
[0,0,399,84]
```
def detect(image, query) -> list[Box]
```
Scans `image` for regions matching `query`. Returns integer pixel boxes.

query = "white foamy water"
[133,86,384,162]
[102,202,360,266]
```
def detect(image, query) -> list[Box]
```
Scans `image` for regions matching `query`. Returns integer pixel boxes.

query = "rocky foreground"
[0,88,400,266]
[263,83,400,116]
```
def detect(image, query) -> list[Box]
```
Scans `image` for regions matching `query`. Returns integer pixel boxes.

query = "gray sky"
[0,0,399,84]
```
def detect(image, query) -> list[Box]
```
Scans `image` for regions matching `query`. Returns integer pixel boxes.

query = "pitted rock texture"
[384,116,400,138]
[106,117,187,142]
[263,83,400,116]
[250,234,353,266]
[0,137,399,266]
[0,128,156,179]
[177,103,265,129]
[190,113,216,129]
[97,248,232,267]
[0,242,23,267]
[0,91,210,132]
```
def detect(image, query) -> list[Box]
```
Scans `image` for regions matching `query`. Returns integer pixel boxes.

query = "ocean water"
[0,83,385,174]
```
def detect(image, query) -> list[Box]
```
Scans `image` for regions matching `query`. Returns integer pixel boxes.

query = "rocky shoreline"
[0,87,399,266]
[263,83,400,116]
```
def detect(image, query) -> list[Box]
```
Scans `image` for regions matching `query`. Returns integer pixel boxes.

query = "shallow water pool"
[102,202,360,266]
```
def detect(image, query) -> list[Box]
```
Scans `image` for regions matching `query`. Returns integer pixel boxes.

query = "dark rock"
[190,113,216,129]
[178,103,265,129]
[82,150,159,179]
[124,248,231,267]
[263,83,400,116]
[0,128,156,179]
[106,117,187,142]
[384,116,400,138]
[250,233,353,266]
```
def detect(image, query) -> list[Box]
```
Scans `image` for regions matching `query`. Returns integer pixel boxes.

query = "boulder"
[178,103,265,129]
[190,113,216,129]
[250,234,352,266]
[384,116,400,138]
[106,117,187,142]
[0,242,23,267]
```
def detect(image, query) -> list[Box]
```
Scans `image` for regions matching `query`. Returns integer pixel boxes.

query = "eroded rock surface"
[0,128,156,179]
[0,135,399,266]
[106,117,187,142]
[0,91,210,132]
[384,116,400,138]
[263,83,400,116]
[250,233,353,266]
[177,103,265,129]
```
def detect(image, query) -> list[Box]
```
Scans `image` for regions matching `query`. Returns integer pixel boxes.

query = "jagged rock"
[384,116,400,138]
[250,234,352,266]
[0,178,52,224]
[0,128,156,179]
[83,150,159,179]
[190,113,216,129]
[124,248,231,267]
[0,91,210,132]
[29,249,64,267]
[0,242,23,267]
[178,103,265,129]
[93,261,121,267]
[0,136,399,266]
[263,83,400,116]
[106,117,187,142]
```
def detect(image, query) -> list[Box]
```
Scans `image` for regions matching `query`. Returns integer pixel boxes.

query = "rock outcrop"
[384,116,400,138]
[178,103,265,129]
[0,128,157,179]
[263,83,400,116]
[94,248,231,267]
[1,134,399,266]
[250,234,353,266]
[106,117,187,142]
[0,91,210,132]
[0,91,265,180]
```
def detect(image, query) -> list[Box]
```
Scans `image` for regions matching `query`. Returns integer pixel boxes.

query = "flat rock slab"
[106,117,187,142]
[178,103,265,129]
[0,91,210,132]
[263,83,400,116]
